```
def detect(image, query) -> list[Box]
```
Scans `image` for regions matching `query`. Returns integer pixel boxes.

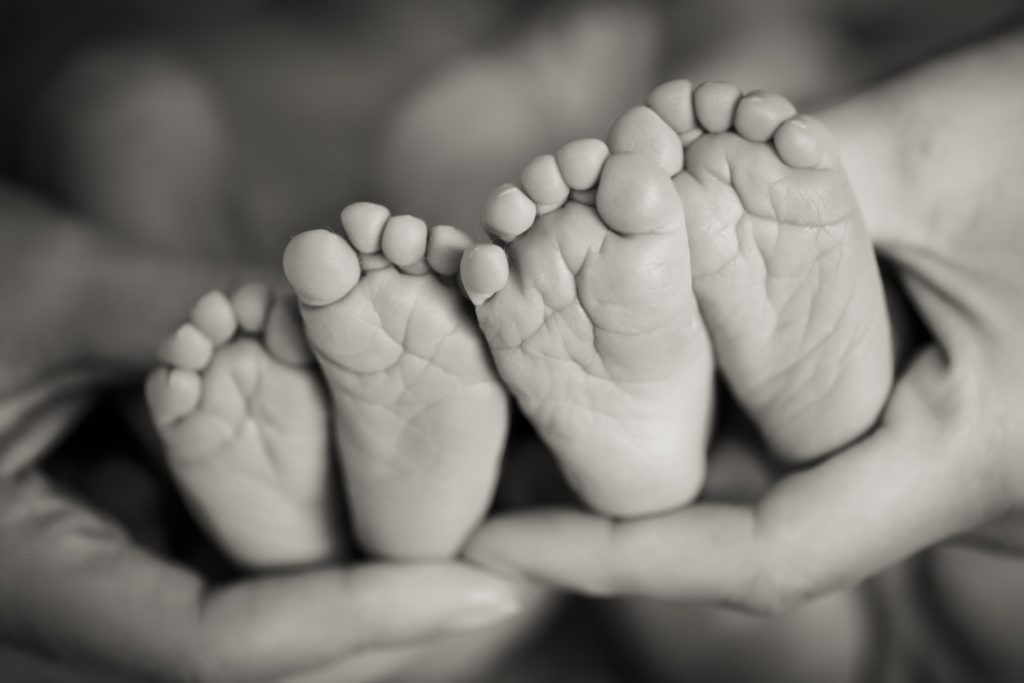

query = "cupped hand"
[0,465,523,682]
[0,188,523,683]
[462,30,1024,612]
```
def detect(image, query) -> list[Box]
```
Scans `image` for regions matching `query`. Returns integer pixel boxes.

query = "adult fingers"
[0,474,523,683]
[466,348,1011,612]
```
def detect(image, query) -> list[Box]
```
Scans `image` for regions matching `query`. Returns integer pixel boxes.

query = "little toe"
[381,214,429,274]
[596,153,683,236]
[520,154,570,214]
[734,91,798,143]
[693,81,743,133]
[606,106,683,176]
[158,322,213,370]
[427,224,474,276]
[645,79,699,143]
[145,367,201,426]
[340,202,390,254]
[231,282,272,333]
[482,184,536,242]
[265,297,312,365]
[460,244,509,306]
[555,138,609,191]
[282,229,361,307]
[774,115,837,169]
[190,290,237,346]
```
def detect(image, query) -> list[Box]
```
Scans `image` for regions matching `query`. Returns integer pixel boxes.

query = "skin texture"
[464,27,1024,618]
[146,287,341,570]
[607,80,893,462]
[0,55,525,681]
[283,210,509,561]
[462,148,713,517]
[604,441,874,683]
[5,12,1024,683]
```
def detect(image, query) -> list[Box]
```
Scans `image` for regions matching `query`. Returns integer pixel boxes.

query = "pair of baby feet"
[146,79,892,568]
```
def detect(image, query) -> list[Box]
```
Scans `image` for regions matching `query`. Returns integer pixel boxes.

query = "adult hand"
[0,472,521,683]
[0,185,522,683]
[463,27,1024,612]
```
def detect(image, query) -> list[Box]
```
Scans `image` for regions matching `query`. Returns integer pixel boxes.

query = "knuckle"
[738,540,814,616]
[173,639,241,683]
[742,569,804,616]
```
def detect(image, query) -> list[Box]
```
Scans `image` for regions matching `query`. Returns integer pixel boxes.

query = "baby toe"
[190,290,237,346]
[555,138,609,192]
[734,91,798,143]
[283,229,361,307]
[158,322,213,370]
[460,244,510,306]
[645,79,699,143]
[774,115,837,169]
[382,214,429,274]
[427,224,473,276]
[482,184,536,242]
[265,298,312,365]
[606,105,683,176]
[231,282,272,333]
[145,367,201,426]
[596,153,683,236]
[341,202,390,254]
[694,81,743,133]
[520,154,570,214]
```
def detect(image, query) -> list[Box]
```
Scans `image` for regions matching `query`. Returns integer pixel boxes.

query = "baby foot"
[461,145,714,517]
[145,284,340,569]
[283,205,509,560]
[607,80,893,460]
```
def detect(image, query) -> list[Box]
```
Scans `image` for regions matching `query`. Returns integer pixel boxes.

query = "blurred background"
[2,0,1023,681]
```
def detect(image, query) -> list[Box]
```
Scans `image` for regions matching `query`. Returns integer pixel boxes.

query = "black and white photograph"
[2,1,1024,680]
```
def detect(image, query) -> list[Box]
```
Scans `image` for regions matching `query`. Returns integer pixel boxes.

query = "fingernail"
[445,593,521,632]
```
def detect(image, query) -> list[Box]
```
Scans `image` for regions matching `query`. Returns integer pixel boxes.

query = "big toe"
[282,229,361,307]
[595,153,683,235]
[460,244,510,306]
[606,105,683,176]
[265,298,313,366]
[774,115,838,169]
